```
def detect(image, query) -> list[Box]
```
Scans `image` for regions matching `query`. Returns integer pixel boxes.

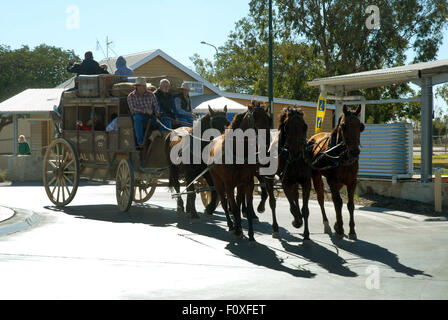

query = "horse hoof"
[302,239,312,246]
[190,217,200,224]
[349,233,357,240]
[335,232,344,240]
[233,233,243,240]
[272,232,280,239]
[249,240,257,248]
[257,206,265,214]
[323,222,332,235]
[292,220,303,229]
[177,210,185,217]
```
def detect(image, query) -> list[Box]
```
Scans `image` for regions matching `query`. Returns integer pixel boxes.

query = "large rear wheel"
[116,159,135,212]
[134,177,157,203]
[43,138,80,207]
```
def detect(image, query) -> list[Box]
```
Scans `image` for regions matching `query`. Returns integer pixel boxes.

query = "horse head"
[279,106,308,158]
[338,105,365,158]
[198,105,229,134]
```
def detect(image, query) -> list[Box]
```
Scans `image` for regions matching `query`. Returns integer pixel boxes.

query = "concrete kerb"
[356,205,448,222]
[0,207,40,237]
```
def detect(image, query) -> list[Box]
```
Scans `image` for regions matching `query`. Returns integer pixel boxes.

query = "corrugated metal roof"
[309,59,448,90]
[0,89,64,113]
[222,92,336,110]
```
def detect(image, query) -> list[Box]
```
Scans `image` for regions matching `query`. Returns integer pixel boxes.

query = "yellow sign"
[315,94,327,134]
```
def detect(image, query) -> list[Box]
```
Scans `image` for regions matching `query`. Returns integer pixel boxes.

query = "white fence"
[359,123,413,178]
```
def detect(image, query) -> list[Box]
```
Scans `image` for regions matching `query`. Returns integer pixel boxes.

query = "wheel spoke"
[63,174,74,187]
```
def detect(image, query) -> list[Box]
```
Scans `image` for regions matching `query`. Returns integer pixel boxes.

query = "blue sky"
[1,0,447,114]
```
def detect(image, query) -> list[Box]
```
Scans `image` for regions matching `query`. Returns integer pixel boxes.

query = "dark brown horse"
[208,101,271,243]
[307,105,365,240]
[165,106,229,220]
[256,107,311,239]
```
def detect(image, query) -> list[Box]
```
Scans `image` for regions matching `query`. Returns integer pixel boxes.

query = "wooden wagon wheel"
[196,178,218,208]
[43,138,80,207]
[116,159,135,212]
[134,177,157,203]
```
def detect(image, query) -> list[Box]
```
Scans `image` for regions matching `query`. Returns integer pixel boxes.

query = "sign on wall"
[315,94,327,134]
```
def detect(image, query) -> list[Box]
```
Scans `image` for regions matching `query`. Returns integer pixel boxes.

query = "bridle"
[278,112,309,181]
[309,112,362,171]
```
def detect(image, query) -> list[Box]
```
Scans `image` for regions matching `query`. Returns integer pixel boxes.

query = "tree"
[192,0,448,123]
[191,14,324,101]
[0,44,79,103]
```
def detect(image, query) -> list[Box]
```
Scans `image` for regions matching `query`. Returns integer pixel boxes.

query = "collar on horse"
[309,113,360,171]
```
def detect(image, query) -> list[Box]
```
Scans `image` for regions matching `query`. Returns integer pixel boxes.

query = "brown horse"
[254,106,311,240]
[307,105,365,240]
[208,101,271,243]
[165,106,229,220]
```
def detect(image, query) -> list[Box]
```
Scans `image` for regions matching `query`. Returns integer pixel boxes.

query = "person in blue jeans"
[127,77,161,146]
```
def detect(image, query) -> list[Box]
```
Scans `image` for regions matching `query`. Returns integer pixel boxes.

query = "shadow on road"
[329,236,432,278]
[45,203,316,278]
[44,203,429,279]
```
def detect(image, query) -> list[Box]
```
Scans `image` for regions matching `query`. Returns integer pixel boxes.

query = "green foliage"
[0,169,7,182]
[0,44,79,103]
[192,0,448,124]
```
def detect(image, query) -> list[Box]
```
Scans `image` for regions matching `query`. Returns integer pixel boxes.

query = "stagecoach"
[43,74,213,212]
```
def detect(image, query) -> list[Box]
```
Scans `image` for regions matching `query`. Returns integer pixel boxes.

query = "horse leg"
[257,175,268,213]
[171,169,185,217]
[185,178,200,221]
[328,181,344,239]
[227,184,243,239]
[346,181,358,240]
[204,173,218,216]
[312,172,332,234]
[283,182,302,229]
[244,179,257,244]
[214,179,234,233]
[264,176,278,238]
[301,177,312,242]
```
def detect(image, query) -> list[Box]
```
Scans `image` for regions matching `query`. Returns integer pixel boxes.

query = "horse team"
[165,101,365,244]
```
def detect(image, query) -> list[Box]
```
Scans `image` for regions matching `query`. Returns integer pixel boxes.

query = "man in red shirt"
[127,77,161,146]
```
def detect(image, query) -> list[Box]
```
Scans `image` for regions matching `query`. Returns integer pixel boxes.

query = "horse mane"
[228,112,246,129]
[279,106,304,130]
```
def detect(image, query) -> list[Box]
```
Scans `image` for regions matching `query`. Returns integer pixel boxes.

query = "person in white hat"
[173,82,194,128]
[127,77,161,146]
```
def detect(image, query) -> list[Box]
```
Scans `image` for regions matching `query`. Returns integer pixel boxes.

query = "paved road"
[0,183,447,300]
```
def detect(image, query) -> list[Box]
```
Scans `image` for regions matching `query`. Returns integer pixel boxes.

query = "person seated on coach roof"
[67,51,109,77]
[127,77,161,147]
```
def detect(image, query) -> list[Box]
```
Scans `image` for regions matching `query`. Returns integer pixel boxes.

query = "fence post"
[435,168,442,213]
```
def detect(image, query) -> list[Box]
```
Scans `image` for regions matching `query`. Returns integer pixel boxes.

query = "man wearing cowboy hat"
[172,82,194,128]
[127,77,161,146]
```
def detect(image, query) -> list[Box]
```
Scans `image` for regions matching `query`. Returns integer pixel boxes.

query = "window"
[183,81,204,96]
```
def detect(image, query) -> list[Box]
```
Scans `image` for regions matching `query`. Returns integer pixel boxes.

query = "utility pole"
[268,0,274,128]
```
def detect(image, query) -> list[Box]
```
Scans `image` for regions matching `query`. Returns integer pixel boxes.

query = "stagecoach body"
[43,75,212,212]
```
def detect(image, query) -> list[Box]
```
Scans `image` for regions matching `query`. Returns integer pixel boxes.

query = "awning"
[0,89,65,114]
[193,96,248,114]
